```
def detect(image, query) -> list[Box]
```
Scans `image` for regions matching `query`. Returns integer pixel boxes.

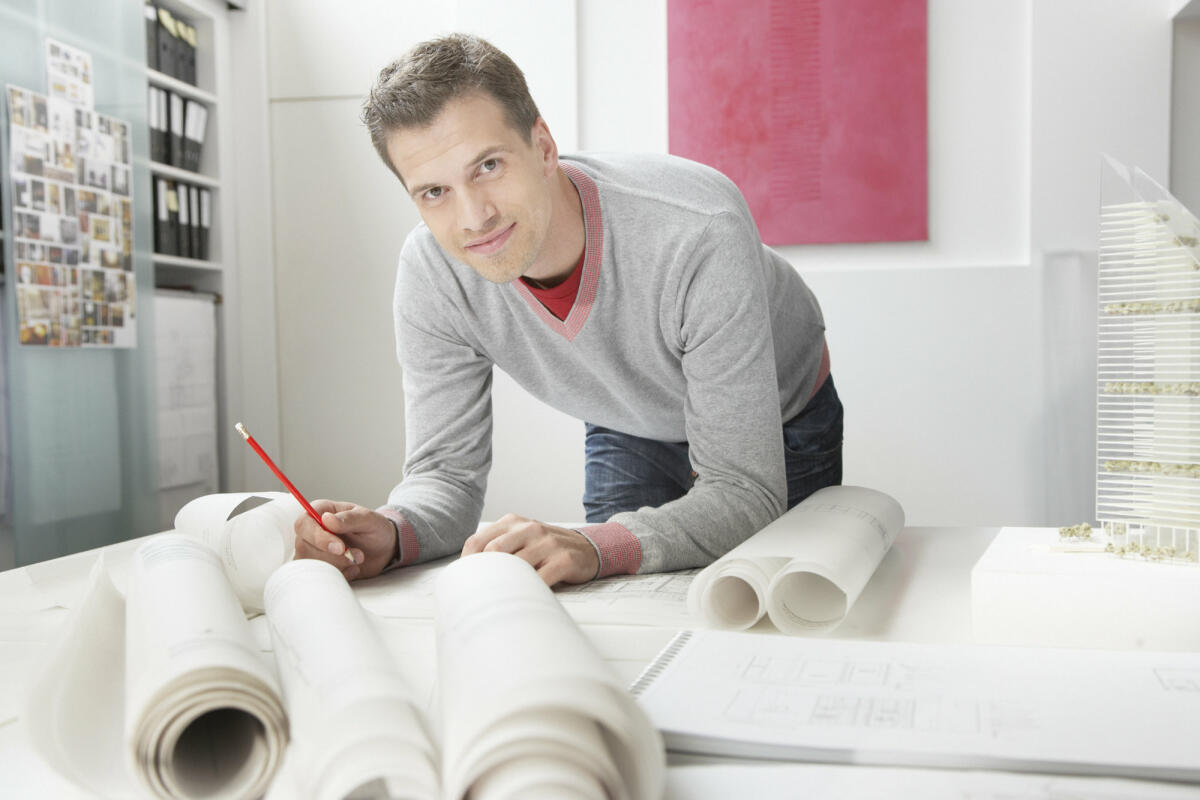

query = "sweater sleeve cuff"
[578,522,642,578]
[376,506,419,570]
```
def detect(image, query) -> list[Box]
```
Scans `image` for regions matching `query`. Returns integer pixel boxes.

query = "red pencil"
[235,422,355,563]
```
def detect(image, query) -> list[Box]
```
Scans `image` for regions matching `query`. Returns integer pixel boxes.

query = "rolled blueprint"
[264,558,439,800]
[436,552,666,800]
[124,535,288,799]
[174,491,301,612]
[688,485,904,634]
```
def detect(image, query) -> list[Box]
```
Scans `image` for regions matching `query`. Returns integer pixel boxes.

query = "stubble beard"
[459,221,537,285]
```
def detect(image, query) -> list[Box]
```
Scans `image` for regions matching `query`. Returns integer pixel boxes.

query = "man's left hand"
[461,513,599,586]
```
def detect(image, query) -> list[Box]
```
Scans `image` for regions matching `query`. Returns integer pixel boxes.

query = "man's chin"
[460,256,523,284]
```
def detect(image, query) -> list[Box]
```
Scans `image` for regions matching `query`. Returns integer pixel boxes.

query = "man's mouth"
[464,223,515,255]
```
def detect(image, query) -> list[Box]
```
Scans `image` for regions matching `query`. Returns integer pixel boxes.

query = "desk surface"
[4,526,1192,798]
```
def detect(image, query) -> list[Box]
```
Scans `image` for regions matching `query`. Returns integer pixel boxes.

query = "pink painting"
[668,0,927,245]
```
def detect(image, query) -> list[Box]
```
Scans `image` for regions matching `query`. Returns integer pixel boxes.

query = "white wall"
[1173,10,1200,213]
[264,0,583,515]
[262,0,1176,527]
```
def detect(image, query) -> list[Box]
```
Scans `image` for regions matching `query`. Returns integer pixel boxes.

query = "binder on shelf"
[147,87,167,164]
[156,7,178,80]
[168,92,185,168]
[167,182,180,256]
[170,16,187,82]
[179,22,198,86]
[198,188,211,261]
[154,178,177,256]
[177,181,192,260]
[144,2,158,72]
[189,186,202,259]
[183,100,208,173]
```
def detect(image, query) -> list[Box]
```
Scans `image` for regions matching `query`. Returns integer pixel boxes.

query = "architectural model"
[1094,157,1200,563]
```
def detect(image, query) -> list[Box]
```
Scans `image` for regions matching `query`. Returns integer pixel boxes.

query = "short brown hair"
[362,34,541,181]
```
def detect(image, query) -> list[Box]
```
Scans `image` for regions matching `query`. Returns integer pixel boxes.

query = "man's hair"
[362,34,541,181]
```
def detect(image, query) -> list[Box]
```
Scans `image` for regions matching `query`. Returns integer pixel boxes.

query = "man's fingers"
[309,498,356,515]
[294,534,351,567]
[317,504,380,534]
[294,513,342,552]
[482,529,527,554]
[536,554,572,587]
[464,513,534,555]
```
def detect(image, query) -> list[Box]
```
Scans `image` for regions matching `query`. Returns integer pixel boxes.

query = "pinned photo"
[48,139,75,181]
[83,269,105,302]
[59,217,78,244]
[106,271,127,303]
[15,211,41,239]
[32,94,48,132]
[80,157,109,191]
[8,86,30,127]
[111,164,130,196]
[91,215,111,243]
[38,213,63,242]
[47,96,75,141]
[11,126,49,176]
[13,177,31,208]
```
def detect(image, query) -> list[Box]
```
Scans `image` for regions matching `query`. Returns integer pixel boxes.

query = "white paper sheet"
[555,569,697,626]
[435,552,665,800]
[665,764,1200,800]
[634,630,1200,782]
[154,290,218,497]
[688,486,904,634]
[356,550,696,627]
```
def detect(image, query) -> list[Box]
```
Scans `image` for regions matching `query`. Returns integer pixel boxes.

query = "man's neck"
[522,166,585,289]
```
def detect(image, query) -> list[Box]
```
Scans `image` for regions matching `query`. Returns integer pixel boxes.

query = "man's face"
[386,92,556,284]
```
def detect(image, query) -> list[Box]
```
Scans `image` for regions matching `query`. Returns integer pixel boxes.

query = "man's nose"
[459,186,498,233]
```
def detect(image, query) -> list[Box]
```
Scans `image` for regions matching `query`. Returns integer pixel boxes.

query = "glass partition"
[0,0,158,566]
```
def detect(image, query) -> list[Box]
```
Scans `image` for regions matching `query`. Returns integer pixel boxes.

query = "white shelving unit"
[144,0,279,500]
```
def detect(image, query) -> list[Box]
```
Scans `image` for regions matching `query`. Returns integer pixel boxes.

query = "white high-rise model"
[1096,157,1200,563]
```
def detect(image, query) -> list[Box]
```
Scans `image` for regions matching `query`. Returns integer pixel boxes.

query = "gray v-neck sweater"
[379,153,827,576]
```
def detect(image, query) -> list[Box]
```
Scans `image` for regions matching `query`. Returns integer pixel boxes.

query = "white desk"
[3,526,1194,798]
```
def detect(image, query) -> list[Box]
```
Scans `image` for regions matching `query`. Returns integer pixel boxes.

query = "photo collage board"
[6,38,137,348]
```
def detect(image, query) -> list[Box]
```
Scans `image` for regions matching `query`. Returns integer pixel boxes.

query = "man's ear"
[531,117,558,177]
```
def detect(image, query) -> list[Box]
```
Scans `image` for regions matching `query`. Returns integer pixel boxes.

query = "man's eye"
[480,158,498,173]
[424,187,444,200]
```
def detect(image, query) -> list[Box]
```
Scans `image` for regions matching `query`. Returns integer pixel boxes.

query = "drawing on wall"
[7,40,137,348]
[667,0,927,246]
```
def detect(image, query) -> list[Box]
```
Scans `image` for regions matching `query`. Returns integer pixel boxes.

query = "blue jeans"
[583,376,844,522]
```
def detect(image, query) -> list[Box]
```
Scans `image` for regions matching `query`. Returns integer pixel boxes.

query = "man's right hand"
[293,500,398,581]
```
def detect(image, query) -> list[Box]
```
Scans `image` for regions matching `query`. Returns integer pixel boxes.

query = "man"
[294,33,842,586]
